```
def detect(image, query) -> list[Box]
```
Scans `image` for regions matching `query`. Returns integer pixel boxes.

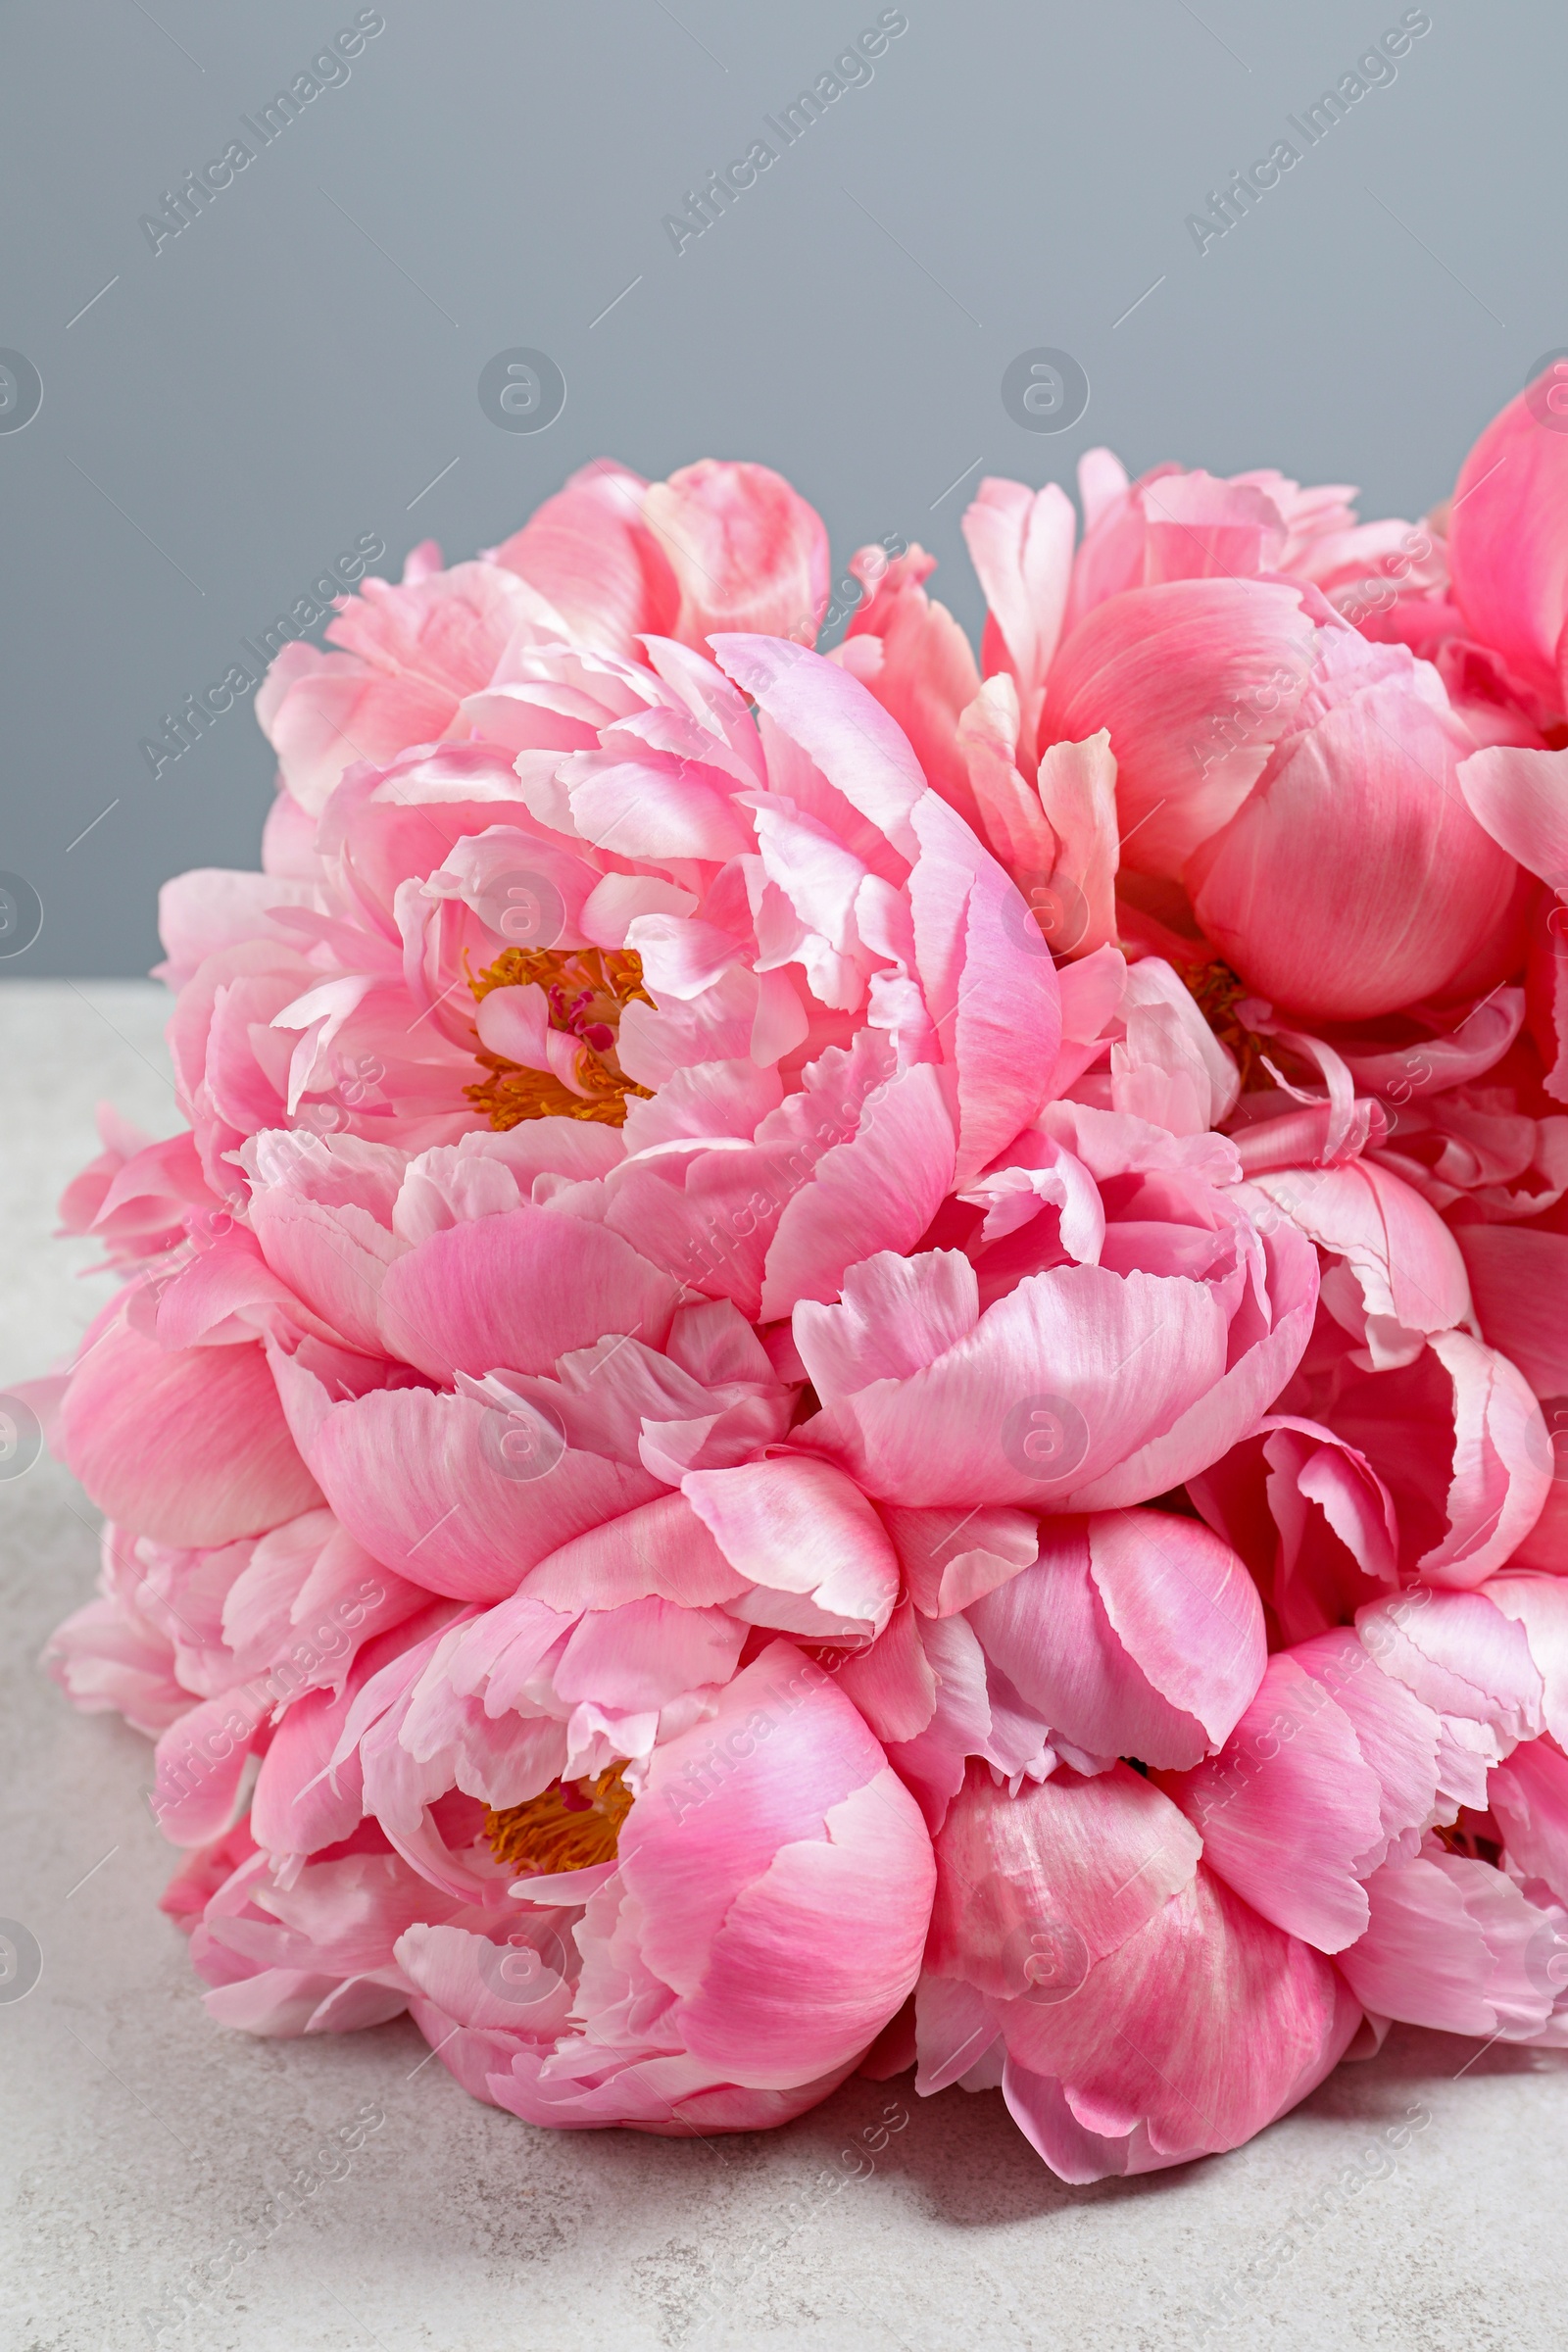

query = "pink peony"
[915,1757,1359,2180]
[793,1103,1318,1514]
[174,1641,935,2132]
[956,424,1556,1022]
[394,1642,934,2132]
[35,385,1568,2189]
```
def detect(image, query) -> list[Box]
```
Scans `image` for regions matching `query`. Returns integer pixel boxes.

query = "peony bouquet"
[35,371,1568,2180]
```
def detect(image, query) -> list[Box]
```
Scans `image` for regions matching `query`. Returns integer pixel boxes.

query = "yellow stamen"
[465,947,655,1131]
[484,1762,634,1876]
[466,1055,652,1129]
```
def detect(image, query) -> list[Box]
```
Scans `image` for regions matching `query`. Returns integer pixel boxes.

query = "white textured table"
[2,979,1564,2352]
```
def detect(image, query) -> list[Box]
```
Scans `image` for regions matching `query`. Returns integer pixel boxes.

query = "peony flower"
[792,1102,1318,1514]
[915,1756,1359,2181]
[955,454,1533,1022]
[41,623,1075,1765]
[36,399,1568,2190]
[133,631,1064,1277]
[1157,1577,1568,2045]
[366,1641,932,2133]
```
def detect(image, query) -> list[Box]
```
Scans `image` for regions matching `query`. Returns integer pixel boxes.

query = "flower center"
[1178,956,1270,1089]
[466,948,655,1130]
[1432,1811,1503,1868]
[484,1762,633,1875]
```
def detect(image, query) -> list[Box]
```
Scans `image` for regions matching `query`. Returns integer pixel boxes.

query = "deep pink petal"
[1448,376,1568,702]
[1037,578,1320,878]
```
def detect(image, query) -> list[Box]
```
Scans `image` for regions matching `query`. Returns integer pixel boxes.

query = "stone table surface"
[1,977,1564,2352]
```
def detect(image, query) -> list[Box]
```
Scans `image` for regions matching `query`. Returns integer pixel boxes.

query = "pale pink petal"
[924,1761,1200,1985]
[1420,1330,1551,1586]
[997,1880,1353,2180]
[58,1319,321,1548]
[250,1684,366,1855]
[711,637,925,861]
[396,1919,577,2035]
[259,650,460,817]
[922,1760,1350,2178]
[1190,643,1522,1020]
[758,1063,956,1320]
[1337,1846,1558,2038]
[802,1248,1288,1512]
[642,462,830,651]
[556,747,754,862]
[836,548,984,836]
[1033,731,1120,959]
[157,870,326,991]
[831,1599,940,1742]
[961,478,1076,720]
[1356,1585,1544,1756]
[624,1642,934,2087]
[1085,1509,1266,1748]
[906,799,1064,1183]
[682,1455,900,1634]
[551,1594,745,1713]
[271,1349,660,1603]
[520,1492,748,1611]
[1110,956,1239,1135]
[1483,1576,1568,1746]
[956,675,1055,873]
[1489,1738,1568,1908]
[1457,742,1568,883]
[1253,1160,1471,1368]
[1160,1647,1398,1952]
[488,460,677,660]
[375,1205,678,1381]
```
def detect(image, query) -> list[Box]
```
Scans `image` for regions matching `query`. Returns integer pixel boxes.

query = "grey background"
[0,0,1561,977]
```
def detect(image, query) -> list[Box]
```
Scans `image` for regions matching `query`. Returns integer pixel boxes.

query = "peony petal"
[376,1205,678,1381]
[58,1317,321,1549]
[1337,1846,1558,2039]
[643,462,830,652]
[1448,376,1568,703]
[682,1455,900,1634]
[1037,578,1319,879]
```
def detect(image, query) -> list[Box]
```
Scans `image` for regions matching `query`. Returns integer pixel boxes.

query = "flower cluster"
[38,402,1568,2180]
